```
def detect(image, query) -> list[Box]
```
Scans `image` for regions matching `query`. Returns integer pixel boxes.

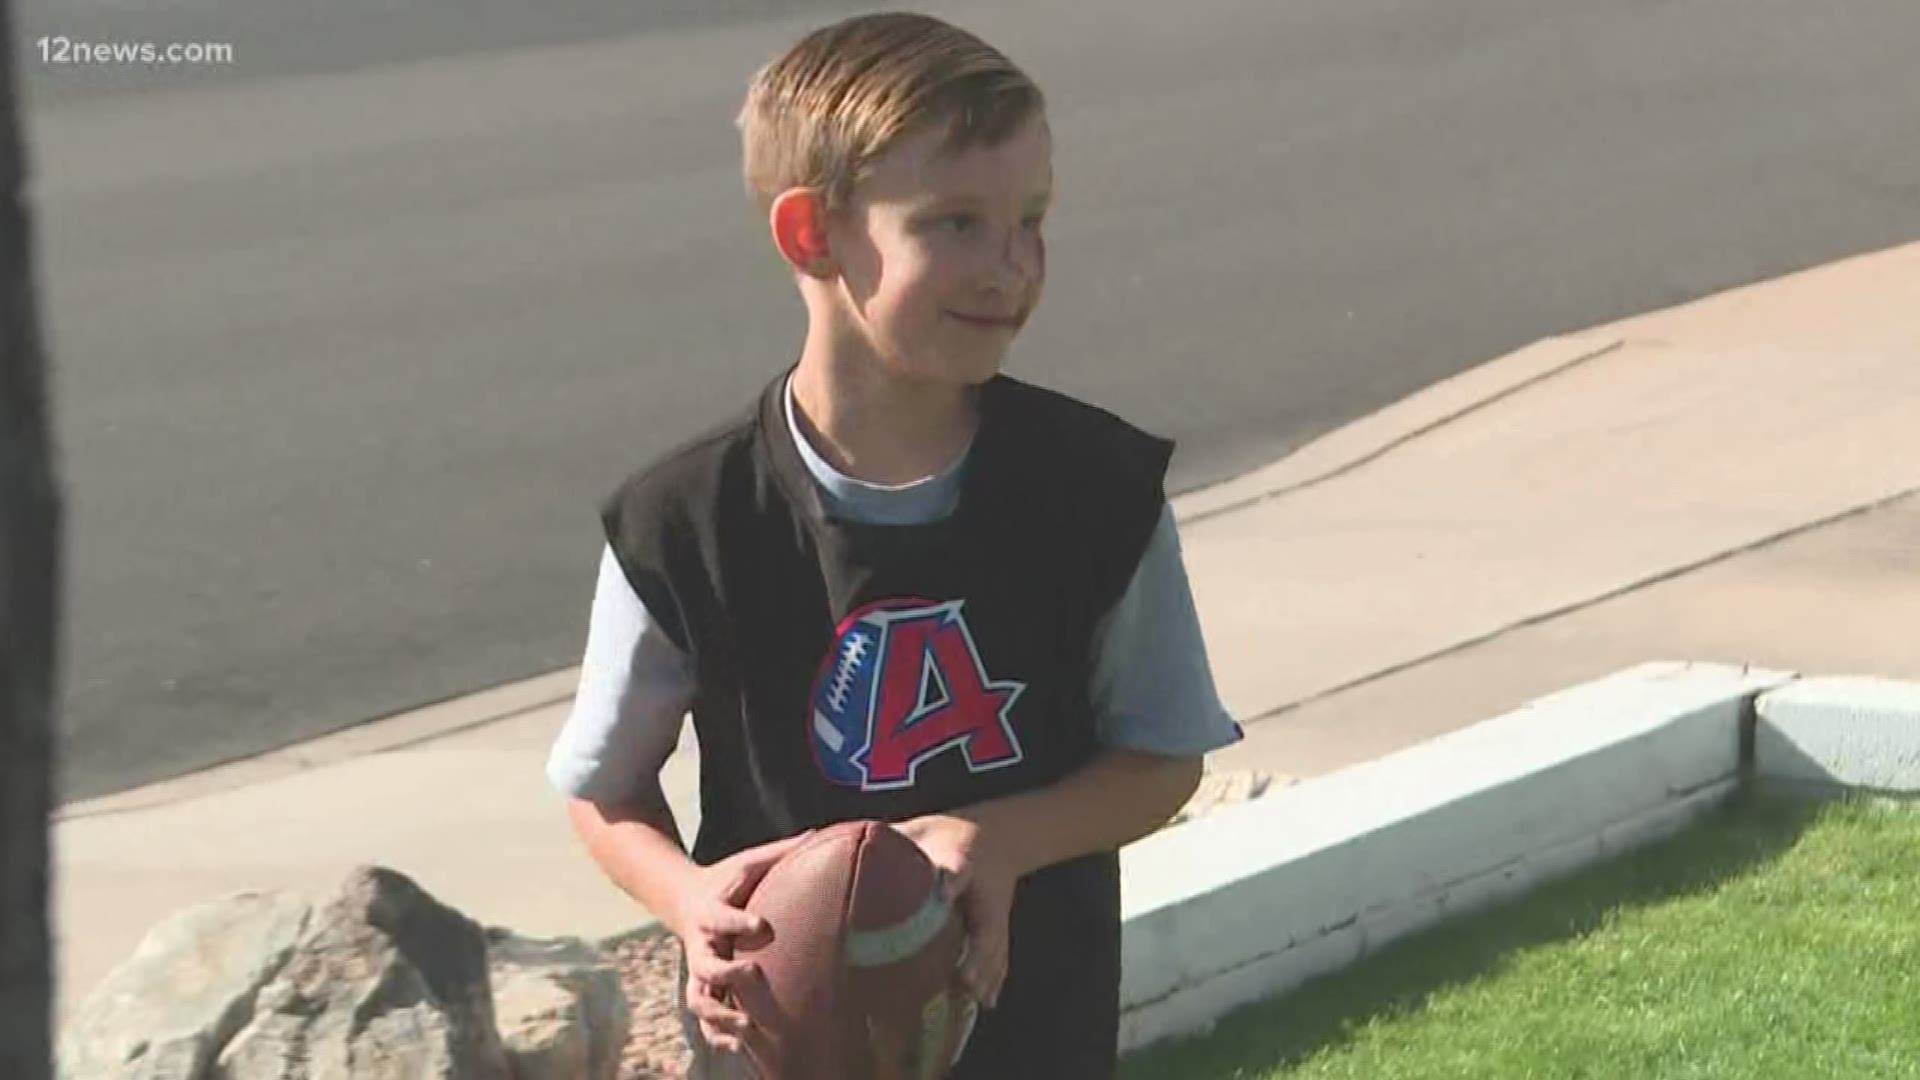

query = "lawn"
[1121,792,1920,1080]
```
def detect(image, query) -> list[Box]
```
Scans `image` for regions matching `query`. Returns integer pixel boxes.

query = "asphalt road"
[21,0,1920,800]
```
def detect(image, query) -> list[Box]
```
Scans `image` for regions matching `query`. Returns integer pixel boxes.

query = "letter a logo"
[809,598,1025,790]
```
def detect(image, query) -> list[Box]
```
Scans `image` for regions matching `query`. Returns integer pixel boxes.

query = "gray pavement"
[52,241,1920,1028]
[1207,490,1920,782]
[29,0,1920,799]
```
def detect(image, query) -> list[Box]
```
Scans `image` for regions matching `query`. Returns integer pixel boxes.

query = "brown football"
[736,820,977,1080]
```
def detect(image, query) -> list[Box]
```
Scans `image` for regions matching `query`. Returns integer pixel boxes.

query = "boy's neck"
[789,346,983,488]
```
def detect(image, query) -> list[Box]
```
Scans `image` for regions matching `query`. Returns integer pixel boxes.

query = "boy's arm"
[566,750,1195,944]
[951,502,1222,873]
[555,544,715,936]
[570,784,815,1058]
[565,782,703,938]
[898,747,1201,1008]
[904,502,1230,1004]
[952,746,1200,877]
[972,498,1231,868]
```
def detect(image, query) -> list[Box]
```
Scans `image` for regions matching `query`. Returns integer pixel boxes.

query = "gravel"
[605,926,693,1080]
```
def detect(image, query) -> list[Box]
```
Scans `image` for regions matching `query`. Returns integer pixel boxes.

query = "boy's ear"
[770,188,836,279]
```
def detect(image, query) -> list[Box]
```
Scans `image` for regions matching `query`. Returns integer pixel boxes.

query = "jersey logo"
[809,598,1026,791]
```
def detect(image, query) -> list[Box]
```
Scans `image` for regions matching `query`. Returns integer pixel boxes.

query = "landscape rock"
[488,930,630,1080]
[57,890,311,1080]
[212,866,512,1080]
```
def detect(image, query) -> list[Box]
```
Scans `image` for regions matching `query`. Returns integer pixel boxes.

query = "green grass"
[1121,792,1920,1080]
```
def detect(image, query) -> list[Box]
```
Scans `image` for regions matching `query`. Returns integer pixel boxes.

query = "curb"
[55,668,580,821]
[1754,676,1920,796]
[1116,663,1920,1055]
[1115,661,1792,1053]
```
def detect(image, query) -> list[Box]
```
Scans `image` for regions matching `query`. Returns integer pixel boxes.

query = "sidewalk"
[52,240,1920,1028]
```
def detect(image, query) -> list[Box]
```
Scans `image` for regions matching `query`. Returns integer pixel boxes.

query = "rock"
[487,930,630,1080]
[213,866,512,1080]
[57,891,312,1080]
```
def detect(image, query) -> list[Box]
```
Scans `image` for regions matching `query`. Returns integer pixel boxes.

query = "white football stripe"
[813,709,846,752]
[844,884,952,968]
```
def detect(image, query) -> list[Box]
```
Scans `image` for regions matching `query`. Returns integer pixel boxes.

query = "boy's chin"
[943,365,1006,391]
[882,353,1006,388]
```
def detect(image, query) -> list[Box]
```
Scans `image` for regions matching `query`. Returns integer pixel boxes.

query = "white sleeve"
[545,544,697,803]
[1089,503,1244,755]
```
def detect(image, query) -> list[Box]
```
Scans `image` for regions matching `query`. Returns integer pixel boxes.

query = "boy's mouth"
[946,310,1023,330]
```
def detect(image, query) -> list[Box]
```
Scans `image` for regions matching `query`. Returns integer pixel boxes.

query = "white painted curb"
[1116,661,1792,1054]
[1755,677,1920,794]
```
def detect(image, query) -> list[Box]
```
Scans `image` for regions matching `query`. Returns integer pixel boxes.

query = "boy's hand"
[896,814,1019,1010]
[675,831,814,1056]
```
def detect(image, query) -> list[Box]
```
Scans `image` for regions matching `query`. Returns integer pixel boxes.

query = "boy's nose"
[991,231,1042,296]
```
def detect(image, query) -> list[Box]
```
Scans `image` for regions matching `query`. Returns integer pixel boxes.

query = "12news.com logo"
[37,36,236,67]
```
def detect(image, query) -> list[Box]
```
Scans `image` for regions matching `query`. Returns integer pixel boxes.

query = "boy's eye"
[926,211,1043,235]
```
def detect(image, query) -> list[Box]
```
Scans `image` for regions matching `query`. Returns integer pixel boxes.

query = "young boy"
[547,12,1242,1077]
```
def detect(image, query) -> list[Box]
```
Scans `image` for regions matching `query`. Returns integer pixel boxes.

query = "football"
[737,820,978,1080]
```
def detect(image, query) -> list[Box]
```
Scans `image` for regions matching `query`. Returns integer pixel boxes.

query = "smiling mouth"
[948,311,1022,330]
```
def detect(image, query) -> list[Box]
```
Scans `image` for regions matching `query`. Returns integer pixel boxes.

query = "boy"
[547,12,1243,1077]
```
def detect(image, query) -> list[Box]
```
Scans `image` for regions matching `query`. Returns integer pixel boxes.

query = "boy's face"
[825,112,1052,388]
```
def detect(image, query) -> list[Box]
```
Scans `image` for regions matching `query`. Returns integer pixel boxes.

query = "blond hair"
[736,12,1045,217]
